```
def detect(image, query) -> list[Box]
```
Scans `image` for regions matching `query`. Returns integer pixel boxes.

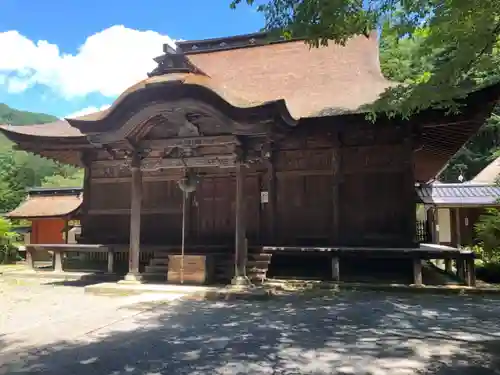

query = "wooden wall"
[31,219,66,244]
[80,120,416,248]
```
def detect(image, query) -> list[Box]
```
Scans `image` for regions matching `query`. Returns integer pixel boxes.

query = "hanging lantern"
[177,170,199,193]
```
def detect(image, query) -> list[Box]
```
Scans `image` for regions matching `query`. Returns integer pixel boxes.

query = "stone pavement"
[1,278,500,374]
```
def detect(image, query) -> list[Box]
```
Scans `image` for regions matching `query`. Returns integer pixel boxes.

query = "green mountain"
[0,104,58,153]
[0,103,58,126]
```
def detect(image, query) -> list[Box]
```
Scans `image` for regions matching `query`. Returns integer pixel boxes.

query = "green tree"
[232,0,500,116]
[0,216,21,264]
[377,24,500,181]
[41,170,84,188]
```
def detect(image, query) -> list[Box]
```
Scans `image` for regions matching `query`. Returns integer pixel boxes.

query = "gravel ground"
[1,279,500,374]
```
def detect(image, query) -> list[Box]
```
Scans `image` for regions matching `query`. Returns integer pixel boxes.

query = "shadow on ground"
[1,292,500,374]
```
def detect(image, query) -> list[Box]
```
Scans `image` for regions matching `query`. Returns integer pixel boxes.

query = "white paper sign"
[260,191,269,204]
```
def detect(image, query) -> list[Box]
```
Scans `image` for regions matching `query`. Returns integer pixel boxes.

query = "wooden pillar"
[53,250,63,273]
[466,257,476,287]
[264,141,277,243]
[456,257,465,280]
[107,247,115,274]
[80,151,94,241]
[26,246,35,271]
[124,152,142,282]
[232,161,250,285]
[454,207,462,248]
[403,134,416,245]
[430,206,439,244]
[444,258,453,273]
[64,219,69,244]
[331,132,341,243]
[412,258,423,286]
[331,256,340,281]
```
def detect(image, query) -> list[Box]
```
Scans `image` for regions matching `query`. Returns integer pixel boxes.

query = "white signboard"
[260,191,269,204]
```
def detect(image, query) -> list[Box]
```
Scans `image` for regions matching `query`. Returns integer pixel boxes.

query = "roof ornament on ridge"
[148,43,207,77]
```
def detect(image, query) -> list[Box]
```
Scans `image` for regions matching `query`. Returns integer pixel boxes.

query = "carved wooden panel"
[275,149,333,171]
[91,164,131,179]
[142,155,236,170]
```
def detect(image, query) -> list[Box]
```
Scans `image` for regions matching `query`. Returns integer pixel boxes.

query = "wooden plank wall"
[81,122,415,248]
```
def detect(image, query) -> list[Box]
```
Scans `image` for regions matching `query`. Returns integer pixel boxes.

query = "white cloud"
[0,25,176,98]
[66,104,111,119]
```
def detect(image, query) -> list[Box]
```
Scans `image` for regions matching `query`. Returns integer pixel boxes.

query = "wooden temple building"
[6,187,82,262]
[1,32,499,286]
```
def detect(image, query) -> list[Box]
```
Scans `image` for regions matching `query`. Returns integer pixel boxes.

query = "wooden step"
[150,258,169,266]
[247,260,271,268]
[141,272,168,281]
[145,265,168,274]
[248,253,273,261]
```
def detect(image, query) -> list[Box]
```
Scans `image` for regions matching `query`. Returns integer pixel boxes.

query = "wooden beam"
[95,155,237,170]
[87,208,182,215]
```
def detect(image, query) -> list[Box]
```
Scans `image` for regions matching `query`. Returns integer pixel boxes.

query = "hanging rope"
[177,162,198,285]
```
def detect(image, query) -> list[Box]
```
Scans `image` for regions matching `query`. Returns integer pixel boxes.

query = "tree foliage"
[231,0,500,117]
[0,217,21,264]
[378,25,500,181]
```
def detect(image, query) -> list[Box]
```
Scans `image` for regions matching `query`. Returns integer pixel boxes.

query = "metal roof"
[416,183,500,206]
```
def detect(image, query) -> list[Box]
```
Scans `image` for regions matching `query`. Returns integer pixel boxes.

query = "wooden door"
[194,176,235,244]
[193,174,261,245]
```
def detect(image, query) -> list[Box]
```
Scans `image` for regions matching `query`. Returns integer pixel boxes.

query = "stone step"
[248,272,267,283]
[145,265,168,274]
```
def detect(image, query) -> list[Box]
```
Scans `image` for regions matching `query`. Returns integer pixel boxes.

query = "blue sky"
[0,0,264,118]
